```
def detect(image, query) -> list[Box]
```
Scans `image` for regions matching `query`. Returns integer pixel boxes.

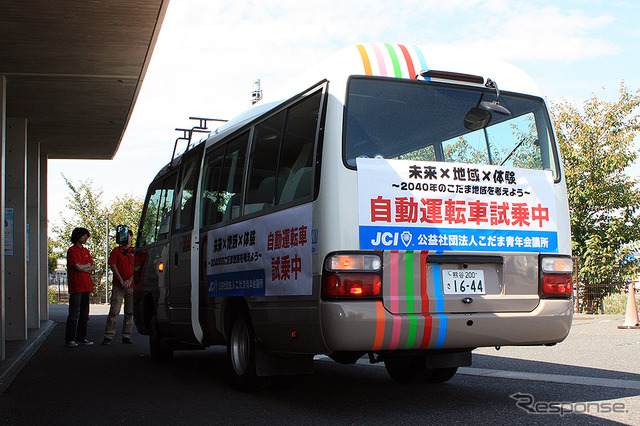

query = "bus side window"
[277,90,321,204]
[138,173,176,246]
[174,149,202,232]
[220,133,249,221]
[245,111,285,213]
[200,145,225,227]
[157,174,176,241]
[138,183,163,247]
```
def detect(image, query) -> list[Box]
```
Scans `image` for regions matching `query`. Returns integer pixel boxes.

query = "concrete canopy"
[0,0,170,159]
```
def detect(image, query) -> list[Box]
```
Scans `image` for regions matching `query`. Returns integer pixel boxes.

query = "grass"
[601,293,640,315]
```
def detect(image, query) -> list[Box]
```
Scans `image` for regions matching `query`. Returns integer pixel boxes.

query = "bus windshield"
[344,77,560,179]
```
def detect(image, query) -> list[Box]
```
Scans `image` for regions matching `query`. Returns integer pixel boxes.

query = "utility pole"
[105,214,109,304]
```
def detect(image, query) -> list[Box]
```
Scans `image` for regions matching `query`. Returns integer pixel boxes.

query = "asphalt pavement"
[0,305,639,425]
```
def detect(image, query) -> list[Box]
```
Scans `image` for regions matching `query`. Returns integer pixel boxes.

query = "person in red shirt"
[65,227,95,347]
[102,228,135,345]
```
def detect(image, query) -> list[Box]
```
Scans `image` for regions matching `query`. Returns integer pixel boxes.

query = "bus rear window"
[344,77,559,179]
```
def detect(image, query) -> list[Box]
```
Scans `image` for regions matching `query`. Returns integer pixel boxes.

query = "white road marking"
[315,355,640,390]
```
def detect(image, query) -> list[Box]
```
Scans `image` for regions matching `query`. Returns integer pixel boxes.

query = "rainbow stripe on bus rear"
[373,250,447,350]
[355,43,429,79]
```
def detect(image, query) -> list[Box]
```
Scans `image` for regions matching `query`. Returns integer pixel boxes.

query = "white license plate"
[442,269,485,295]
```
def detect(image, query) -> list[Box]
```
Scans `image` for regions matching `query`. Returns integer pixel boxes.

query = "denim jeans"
[65,292,91,343]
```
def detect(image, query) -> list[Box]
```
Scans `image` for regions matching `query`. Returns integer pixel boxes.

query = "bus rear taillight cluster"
[540,256,573,297]
[323,253,382,298]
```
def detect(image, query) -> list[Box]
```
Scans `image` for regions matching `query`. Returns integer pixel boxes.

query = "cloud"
[413,3,617,62]
[47,0,625,223]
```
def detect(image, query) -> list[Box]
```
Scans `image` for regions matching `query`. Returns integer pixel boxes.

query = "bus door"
[167,146,203,338]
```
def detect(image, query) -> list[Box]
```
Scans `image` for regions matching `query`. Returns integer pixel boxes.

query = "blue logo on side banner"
[207,269,266,297]
[360,226,558,253]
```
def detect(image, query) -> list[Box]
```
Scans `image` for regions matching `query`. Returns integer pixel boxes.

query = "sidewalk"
[0,303,111,394]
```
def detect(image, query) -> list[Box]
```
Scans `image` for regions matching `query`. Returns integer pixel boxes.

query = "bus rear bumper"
[320,299,573,352]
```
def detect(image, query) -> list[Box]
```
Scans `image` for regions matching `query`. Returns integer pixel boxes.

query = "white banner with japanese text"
[205,203,312,296]
[357,158,558,253]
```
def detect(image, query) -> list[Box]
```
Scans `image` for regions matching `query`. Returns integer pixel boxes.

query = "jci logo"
[370,231,412,247]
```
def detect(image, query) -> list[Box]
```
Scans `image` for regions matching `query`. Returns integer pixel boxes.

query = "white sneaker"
[76,339,94,346]
[66,341,78,347]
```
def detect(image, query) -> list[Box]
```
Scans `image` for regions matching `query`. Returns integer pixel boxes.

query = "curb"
[0,320,57,395]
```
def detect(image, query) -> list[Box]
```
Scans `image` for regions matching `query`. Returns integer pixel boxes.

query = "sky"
[47,0,640,228]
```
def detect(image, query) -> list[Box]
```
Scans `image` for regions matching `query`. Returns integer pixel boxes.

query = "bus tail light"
[323,273,381,298]
[541,274,573,296]
[325,254,381,271]
[540,256,573,297]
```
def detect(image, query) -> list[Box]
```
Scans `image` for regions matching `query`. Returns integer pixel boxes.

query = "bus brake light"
[324,273,381,298]
[541,274,572,296]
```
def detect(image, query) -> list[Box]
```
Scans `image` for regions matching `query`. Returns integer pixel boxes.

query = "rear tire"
[384,356,431,383]
[227,313,271,391]
[149,313,173,361]
[426,367,458,383]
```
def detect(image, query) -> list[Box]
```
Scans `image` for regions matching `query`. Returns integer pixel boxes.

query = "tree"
[47,237,62,274]
[551,83,640,313]
[50,175,144,303]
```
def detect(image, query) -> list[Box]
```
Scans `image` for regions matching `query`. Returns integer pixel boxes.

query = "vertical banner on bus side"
[205,203,313,296]
[356,158,559,253]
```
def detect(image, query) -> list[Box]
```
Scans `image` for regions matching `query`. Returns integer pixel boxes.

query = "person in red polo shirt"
[65,227,95,347]
[102,228,135,345]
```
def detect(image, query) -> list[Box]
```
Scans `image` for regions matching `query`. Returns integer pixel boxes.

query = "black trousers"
[65,292,91,343]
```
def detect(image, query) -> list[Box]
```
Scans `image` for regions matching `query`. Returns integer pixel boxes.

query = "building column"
[39,153,48,321]
[1,75,7,360]
[27,136,40,328]
[5,117,27,341]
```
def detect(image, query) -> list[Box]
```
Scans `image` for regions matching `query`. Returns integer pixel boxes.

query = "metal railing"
[572,256,638,314]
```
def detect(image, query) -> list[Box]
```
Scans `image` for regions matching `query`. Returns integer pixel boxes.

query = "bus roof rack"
[171,117,228,166]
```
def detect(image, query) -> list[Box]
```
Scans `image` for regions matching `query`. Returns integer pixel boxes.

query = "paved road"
[1,305,639,425]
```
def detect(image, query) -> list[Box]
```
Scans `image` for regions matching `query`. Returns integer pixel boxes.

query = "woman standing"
[65,227,95,347]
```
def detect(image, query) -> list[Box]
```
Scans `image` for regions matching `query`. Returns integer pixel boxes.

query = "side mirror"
[464,107,492,131]
[481,78,512,116]
[481,100,511,116]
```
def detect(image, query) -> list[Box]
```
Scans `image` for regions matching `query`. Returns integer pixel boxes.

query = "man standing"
[102,228,135,345]
[65,227,95,347]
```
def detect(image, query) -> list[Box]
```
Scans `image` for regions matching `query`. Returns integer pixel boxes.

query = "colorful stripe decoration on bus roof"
[372,250,447,351]
[355,43,428,79]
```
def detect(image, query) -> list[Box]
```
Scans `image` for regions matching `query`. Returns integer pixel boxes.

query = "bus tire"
[426,367,458,383]
[227,313,271,391]
[384,356,431,383]
[149,313,173,362]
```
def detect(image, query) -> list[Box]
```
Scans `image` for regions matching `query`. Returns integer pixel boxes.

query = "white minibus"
[133,43,573,390]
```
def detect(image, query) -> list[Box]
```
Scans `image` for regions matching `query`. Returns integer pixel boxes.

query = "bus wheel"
[227,314,271,391]
[426,367,458,383]
[149,313,173,361]
[384,356,431,383]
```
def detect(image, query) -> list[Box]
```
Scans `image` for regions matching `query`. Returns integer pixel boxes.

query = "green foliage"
[49,175,144,302]
[48,287,59,304]
[444,136,489,164]
[602,292,640,315]
[441,113,543,170]
[552,83,640,312]
[47,237,62,274]
[395,145,436,161]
